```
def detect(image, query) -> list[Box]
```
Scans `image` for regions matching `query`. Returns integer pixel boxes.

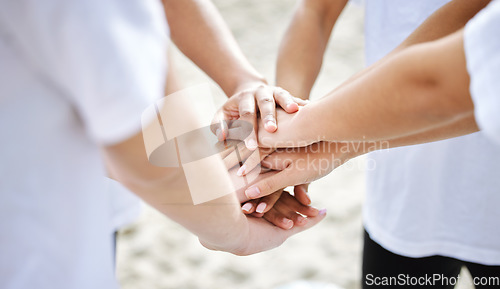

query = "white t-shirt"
[106,178,142,233]
[0,0,168,288]
[465,0,500,145]
[363,0,500,265]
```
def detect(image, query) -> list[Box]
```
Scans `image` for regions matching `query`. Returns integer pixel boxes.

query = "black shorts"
[362,229,500,288]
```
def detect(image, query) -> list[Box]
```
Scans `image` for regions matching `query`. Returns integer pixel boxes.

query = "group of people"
[0,0,498,288]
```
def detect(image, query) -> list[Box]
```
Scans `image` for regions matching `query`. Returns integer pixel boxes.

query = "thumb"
[283,208,327,236]
[244,165,305,199]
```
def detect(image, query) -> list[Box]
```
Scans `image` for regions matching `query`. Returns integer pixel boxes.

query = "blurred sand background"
[116,1,473,288]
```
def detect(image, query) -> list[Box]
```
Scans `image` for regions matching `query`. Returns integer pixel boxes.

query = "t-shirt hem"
[90,99,151,146]
[364,220,500,266]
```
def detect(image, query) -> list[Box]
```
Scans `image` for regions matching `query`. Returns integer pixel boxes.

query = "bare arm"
[163,0,264,96]
[102,102,325,255]
[272,0,488,145]
[163,0,309,148]
[276,0,348,99]
[258,30,476,148]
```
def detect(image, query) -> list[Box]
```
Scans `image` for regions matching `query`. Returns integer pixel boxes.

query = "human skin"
[234,0,488,207]
[104,103,326,256]
[101,0,330,256]
[162,0,307,150]
[241,0,491,200]
[266,0,490,147]
[242,30,476,200]
[102,43,323,255]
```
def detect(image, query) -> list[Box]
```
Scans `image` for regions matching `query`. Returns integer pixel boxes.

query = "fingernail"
[265,120,277,132]
[283,218,293,229]
[241,203,253,212]
[319,209,327,216]
[236,165,246,176]
[245,139,258,150]
[256,202,267,214]
[245,186,261,199]
[296,215,307,224]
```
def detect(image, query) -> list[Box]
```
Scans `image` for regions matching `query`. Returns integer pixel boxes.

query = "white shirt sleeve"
[0,0,169,145]
[464,0,500,145]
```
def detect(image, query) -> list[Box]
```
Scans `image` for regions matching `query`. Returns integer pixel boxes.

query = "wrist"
[198,211,251,254]
[295,104,323,145]
[226,75,268,97]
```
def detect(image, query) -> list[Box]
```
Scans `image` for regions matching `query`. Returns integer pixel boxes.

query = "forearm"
[340,115,477,159]
[163,0,265,96]
[131,170,248,252]
[398,0,491,51]
[276,0,347,99]
[332,0,490,94]
[298,30,474,142]
[103,131,248,251]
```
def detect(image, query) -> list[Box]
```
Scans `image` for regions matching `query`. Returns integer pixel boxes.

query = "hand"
[217,139,276,203]
[244,141,356,200]
[200,206,327,256]
[215,107,313,149]
[262,190,321,229]
[257,106,320,149]
[213,82,308,150]
[243,189,321,230]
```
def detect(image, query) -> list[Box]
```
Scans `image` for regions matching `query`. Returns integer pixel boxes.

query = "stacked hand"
[217,102,359,234]
[213,82,308,150]
[199,84,327,255]
[207,82,364,255]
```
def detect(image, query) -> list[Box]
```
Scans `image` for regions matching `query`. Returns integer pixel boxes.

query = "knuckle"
[261,179,275,194]
[255,84,267,90]
[239,110,256,118]
[275,87,290,96]
[241,91,254,98]
[259,97,274,104]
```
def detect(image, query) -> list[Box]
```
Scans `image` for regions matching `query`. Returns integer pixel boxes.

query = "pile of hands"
[206,83,358,255]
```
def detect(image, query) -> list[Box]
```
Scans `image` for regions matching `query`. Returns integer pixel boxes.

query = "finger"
[273,200,308,227]
[293,184,311,206]
[261,152,292,171]
[245,166,303,199]
[273,88,299,113]
[254,190,283,214]
[276,192,319,218]
[294,99,309,106]
[293,97,309,106]
[241,200,259,214]
[237,149,271,177]
[224,142,251,170]
[256,86,277,133]
[223,127,249,141]
[251,211,264,218]
[232,209,327,255]
[216,139,241,160]
[262,208,294,230]
[238,92,258,150]
[286,208,327,234]
[210,110,230,139]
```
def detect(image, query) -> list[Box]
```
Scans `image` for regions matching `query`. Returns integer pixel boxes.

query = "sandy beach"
[116,1,474,288]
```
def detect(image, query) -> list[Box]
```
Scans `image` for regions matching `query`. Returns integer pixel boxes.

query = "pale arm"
[103,128,325,255]
[271,0,488,145]
[276,0,348,99]
[163,0,264,96]
[163,0,307,146]
[259,30,476,148]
